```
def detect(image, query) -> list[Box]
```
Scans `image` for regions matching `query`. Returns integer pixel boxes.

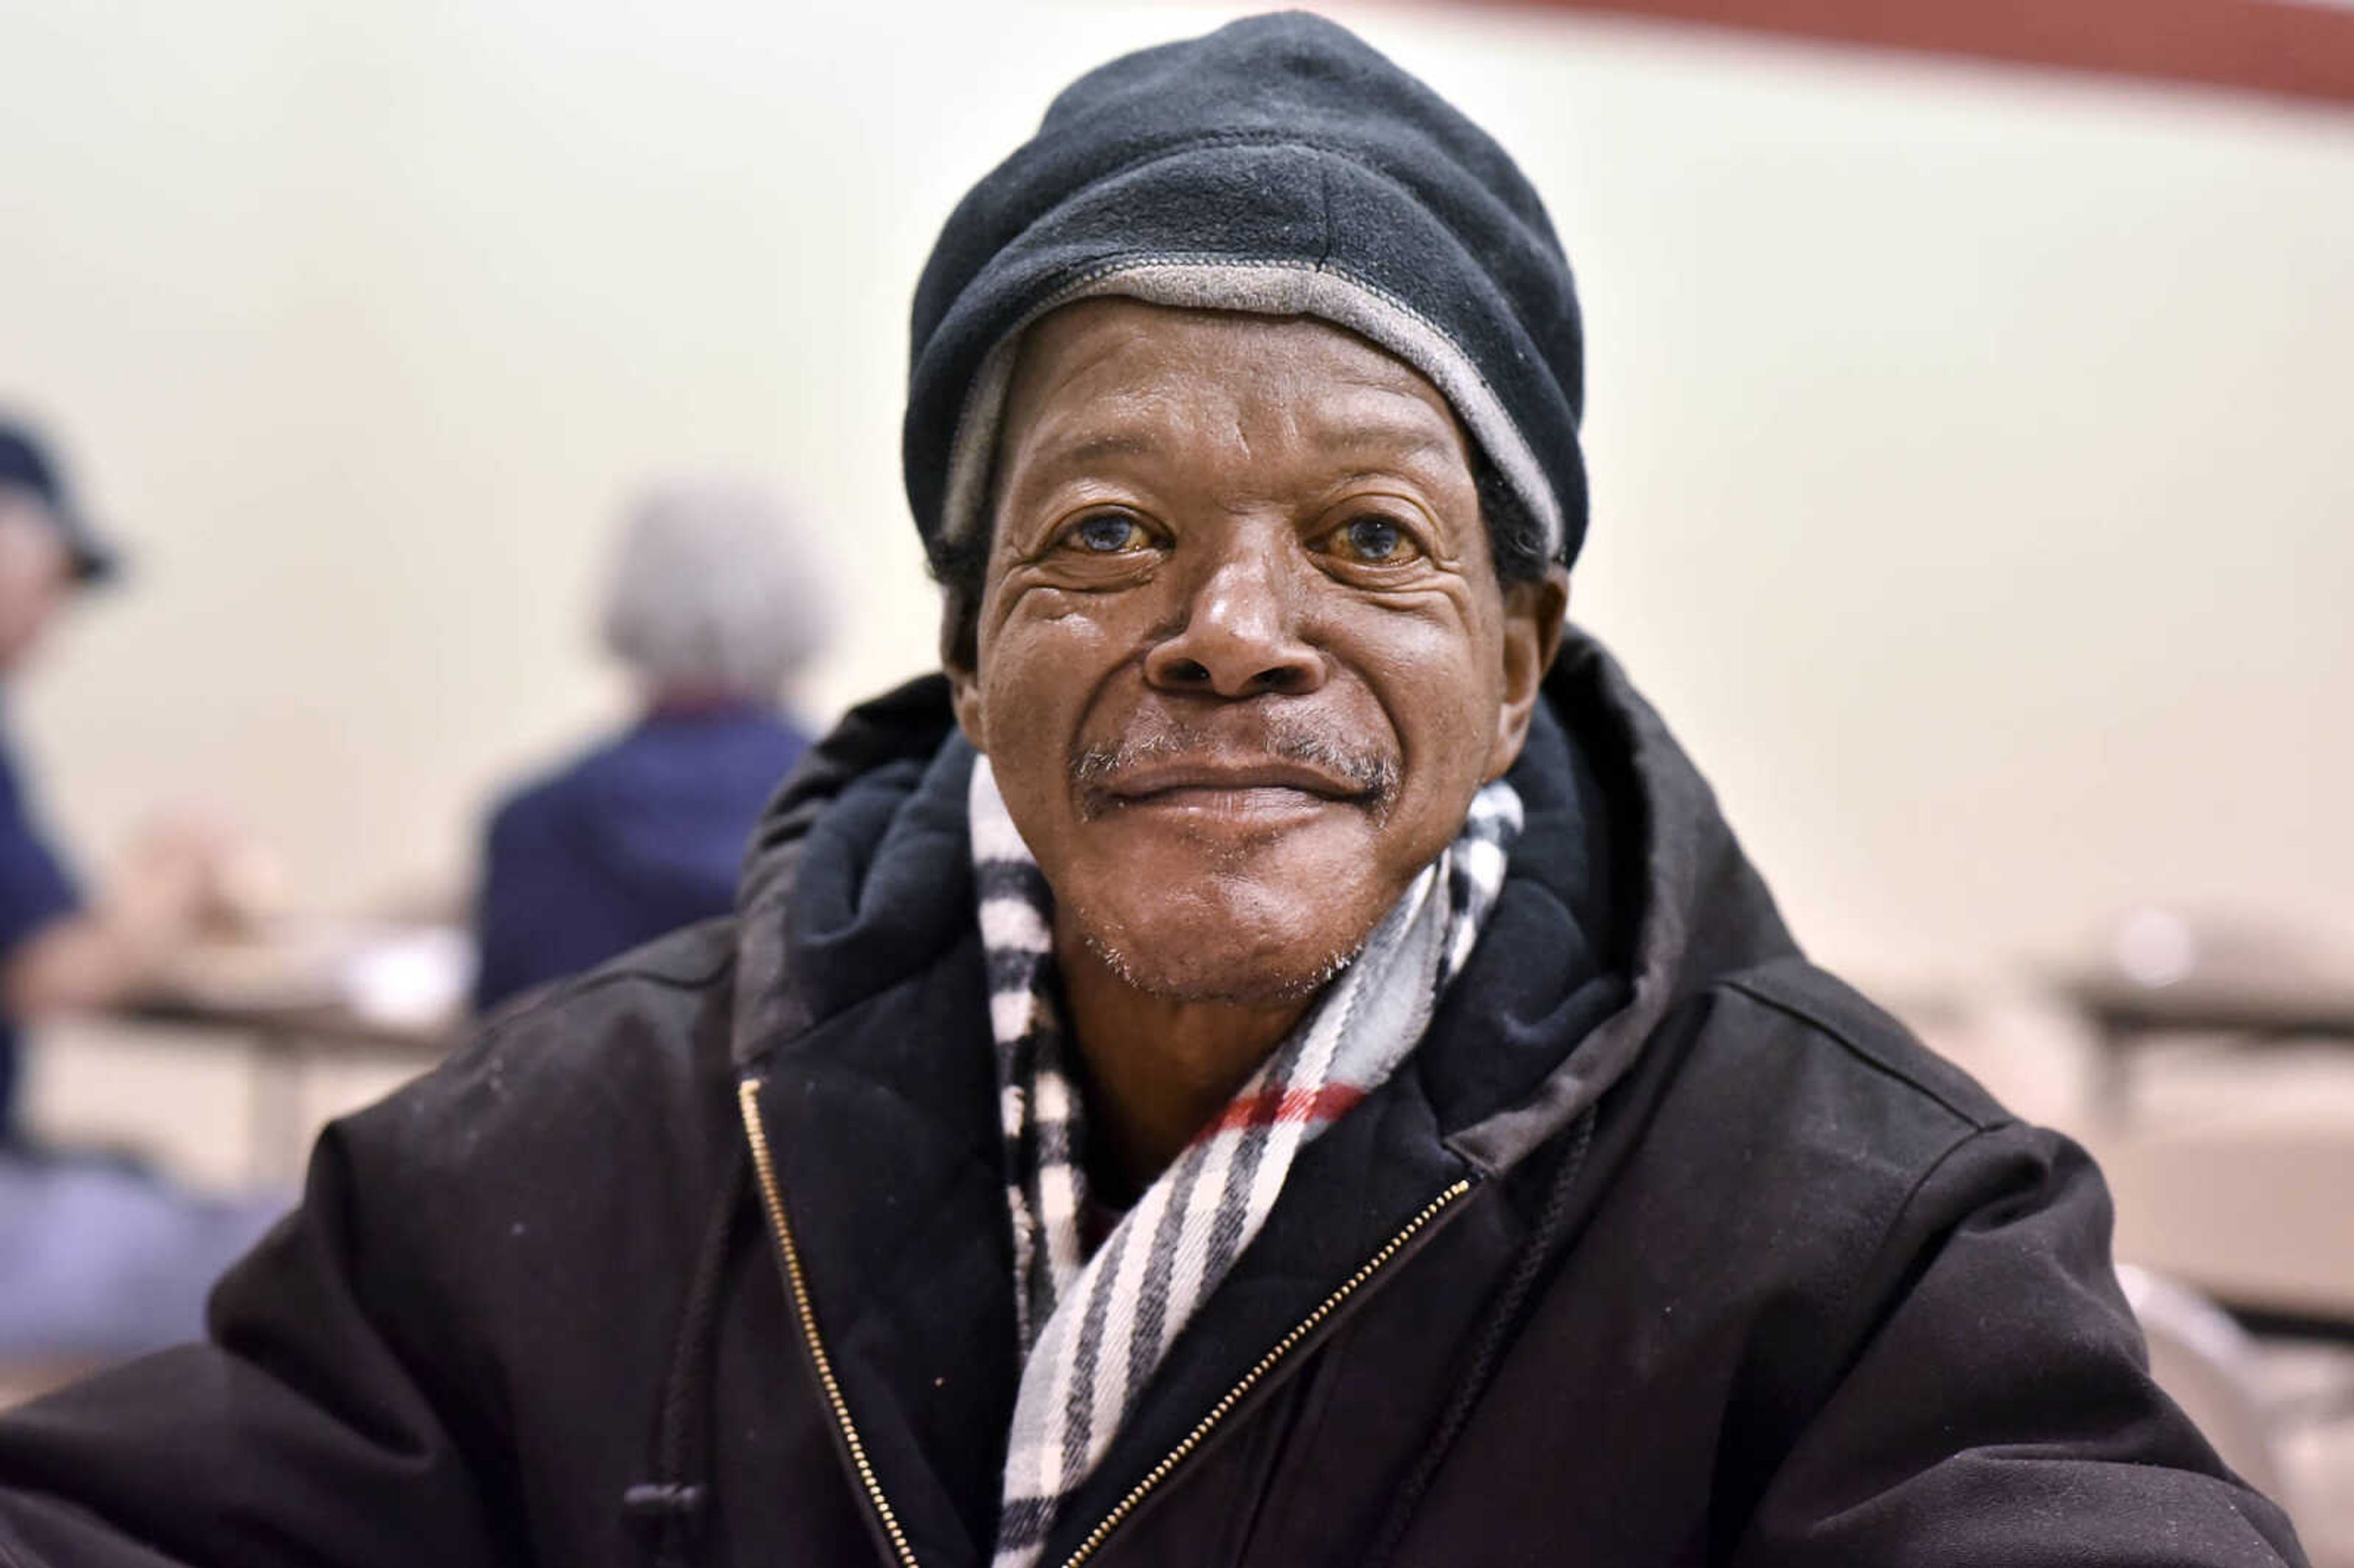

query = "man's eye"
[1068,513,1147,554]
[1327,516,1421,565]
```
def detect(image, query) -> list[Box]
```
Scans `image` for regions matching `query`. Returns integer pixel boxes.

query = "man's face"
[0,501,74,676]
[951,299,1563,1006]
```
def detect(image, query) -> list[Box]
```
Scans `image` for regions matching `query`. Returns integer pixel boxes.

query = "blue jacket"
[0,721,80,1138]
[472,707,807,1012]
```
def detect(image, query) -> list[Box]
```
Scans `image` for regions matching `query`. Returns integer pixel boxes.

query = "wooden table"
[116,924,471,1181]
[2059,972,2354,1120]
[115,997,457,1182]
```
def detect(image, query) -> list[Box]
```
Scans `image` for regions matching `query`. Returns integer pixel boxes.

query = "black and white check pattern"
[971,757,1522,1567]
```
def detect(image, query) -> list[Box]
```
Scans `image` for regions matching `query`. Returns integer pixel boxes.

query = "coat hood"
[730,627,1797,1171]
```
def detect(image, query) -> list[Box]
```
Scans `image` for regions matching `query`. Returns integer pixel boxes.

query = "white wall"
[3,0,2350,988]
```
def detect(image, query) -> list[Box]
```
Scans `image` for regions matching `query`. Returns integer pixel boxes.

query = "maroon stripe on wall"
[1479,0,2354,105]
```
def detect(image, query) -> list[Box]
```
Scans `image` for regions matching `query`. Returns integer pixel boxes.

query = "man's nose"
[1141,536,1326,699]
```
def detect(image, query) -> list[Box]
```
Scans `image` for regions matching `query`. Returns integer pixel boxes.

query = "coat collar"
[730,628,1796,1104]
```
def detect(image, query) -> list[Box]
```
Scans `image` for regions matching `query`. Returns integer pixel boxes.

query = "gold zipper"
[741,1072,1474,1568]
[738,1078,923,1568]
[1053,1176,1477,1568]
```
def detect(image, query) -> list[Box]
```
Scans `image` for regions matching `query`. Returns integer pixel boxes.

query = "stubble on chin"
[1070,897,1366,1009]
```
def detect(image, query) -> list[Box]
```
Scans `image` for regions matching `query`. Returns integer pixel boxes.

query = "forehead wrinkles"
[1001,322,1469,503]
[1002,370,1459,511]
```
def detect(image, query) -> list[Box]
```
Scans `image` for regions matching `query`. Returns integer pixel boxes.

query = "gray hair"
[600,476,834,701]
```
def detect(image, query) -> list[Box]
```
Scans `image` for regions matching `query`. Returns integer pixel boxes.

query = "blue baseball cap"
[0,418,120,585]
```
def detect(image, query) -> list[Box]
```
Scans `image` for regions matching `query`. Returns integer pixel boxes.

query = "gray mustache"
[1071,723,1400,805]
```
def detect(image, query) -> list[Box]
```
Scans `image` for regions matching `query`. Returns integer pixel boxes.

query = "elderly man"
[0,16,2309,1568]
[0,419,282,1356]
[473,477,829,1012]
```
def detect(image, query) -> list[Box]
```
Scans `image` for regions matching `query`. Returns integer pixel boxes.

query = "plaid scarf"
[970,756,1523,1568]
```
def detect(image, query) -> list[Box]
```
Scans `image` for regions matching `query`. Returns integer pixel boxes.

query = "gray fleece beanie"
[902,10,1590,578]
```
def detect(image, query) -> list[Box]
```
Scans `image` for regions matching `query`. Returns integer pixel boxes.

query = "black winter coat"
[0,634,2309,1567]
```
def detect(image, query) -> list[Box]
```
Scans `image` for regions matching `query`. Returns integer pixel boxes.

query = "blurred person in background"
[0,417,281,1358]
[471,476,831,1011]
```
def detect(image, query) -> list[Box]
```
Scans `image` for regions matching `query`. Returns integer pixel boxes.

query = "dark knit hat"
[904,10,1589,573]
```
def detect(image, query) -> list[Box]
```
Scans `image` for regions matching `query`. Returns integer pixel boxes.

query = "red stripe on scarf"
[1201,1083,1367,1141]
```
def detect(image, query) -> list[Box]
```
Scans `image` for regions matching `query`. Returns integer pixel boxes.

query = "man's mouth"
[1071,724,1400,823]
[1089,758,1373,816]
[1073,748,1400,825]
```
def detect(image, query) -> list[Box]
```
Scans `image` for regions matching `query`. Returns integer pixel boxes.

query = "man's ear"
[940,500,1000,755]
[944,624,988,754]
[1485,566,1570,783]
